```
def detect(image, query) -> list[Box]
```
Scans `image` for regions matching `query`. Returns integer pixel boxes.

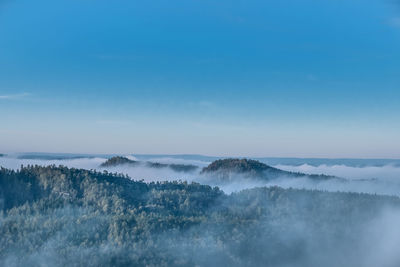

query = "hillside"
[99,156,139,167]
[202,158,280,174]
[146,161,198,172]
[0,165,398,266]
[201,158,339,181]
[100,156,198,172]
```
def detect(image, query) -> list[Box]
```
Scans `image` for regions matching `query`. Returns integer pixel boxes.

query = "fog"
[2,154,400,266]
[275,163,400,181]
[2,155,400,196]
[165,202,400,267]
[0,155,106,170]
[359,207,400,267]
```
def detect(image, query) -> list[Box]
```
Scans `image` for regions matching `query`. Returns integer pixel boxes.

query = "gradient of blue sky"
[0,0,400,157]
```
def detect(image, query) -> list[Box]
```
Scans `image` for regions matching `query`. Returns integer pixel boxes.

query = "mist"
[0,155,106,170]
[2,154,400,196]
[163,198,400,267]
[2,155,400,266]
[275,163,400,181]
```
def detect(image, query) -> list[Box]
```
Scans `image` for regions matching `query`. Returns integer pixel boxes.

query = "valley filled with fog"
[2,153,400,266]
[2,153,400,196]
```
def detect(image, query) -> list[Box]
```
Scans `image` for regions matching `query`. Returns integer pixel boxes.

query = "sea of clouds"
[2,153,400,267]
[1,153,400,196]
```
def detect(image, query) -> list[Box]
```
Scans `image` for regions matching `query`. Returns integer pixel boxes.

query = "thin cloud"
[0,92,31,100]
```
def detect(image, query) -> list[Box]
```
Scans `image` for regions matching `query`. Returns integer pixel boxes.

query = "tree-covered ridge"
[0,165,399,266]
[201,158,340,181]
[100,156,199,172]
[99,156,139,167]
[0,165,219,214]
[202,158,281,174]
[146,162,198,172]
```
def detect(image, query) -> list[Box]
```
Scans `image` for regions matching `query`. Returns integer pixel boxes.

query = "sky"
[0,0,400,158]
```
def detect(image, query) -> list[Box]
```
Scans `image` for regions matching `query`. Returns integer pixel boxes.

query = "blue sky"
[1,0,400,157]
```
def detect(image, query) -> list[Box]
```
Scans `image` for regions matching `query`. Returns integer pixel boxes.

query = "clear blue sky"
[0,0,400,158]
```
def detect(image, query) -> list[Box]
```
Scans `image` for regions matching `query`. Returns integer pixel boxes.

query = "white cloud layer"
[1,155,400,196]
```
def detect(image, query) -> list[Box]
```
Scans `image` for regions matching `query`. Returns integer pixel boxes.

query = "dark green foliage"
[168,164,198,172]
[147,162,198,172]
[201,158,280,175]
[201,158,340,181]
[0,165,399,266]
[101,156,198,172]
[100,156,139,167]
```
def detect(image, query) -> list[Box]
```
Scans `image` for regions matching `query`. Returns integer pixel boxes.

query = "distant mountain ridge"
[201,158,283,176]
[100,156,198,172]
[100,157,343,180]
[100,156,139,167]
[201,158,341,181]
[4,153,400,167]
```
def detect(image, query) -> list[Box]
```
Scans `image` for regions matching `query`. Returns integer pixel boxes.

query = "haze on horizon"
[1,0,400,158]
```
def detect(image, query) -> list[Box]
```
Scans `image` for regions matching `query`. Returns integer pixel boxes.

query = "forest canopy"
[0,164,399,266]
[100,156,198,172]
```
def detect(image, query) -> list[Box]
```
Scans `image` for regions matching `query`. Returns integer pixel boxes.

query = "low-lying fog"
[1,154,400,196]
[2,154,400,267]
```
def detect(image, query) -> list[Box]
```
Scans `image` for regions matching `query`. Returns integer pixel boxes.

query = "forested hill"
[201,158,282,175]
[99,156,139,167]
[201,158,340,181]
[0,165,399,266]
[100,156,198,172]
